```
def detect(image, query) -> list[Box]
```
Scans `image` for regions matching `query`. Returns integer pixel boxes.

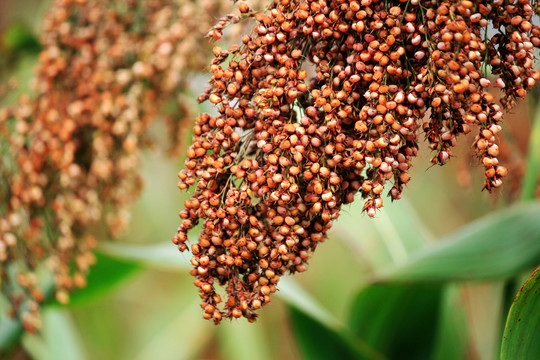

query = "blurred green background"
[1,1,540,359]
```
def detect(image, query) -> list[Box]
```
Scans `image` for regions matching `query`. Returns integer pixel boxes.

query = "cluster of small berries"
[175,0,540,323]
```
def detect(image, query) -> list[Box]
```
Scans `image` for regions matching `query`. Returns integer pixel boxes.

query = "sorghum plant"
[0,0,225,331]
[175,0,540,323]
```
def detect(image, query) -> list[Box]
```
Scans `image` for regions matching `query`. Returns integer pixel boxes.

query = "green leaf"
[0,316,23,354]
[282,278,386,360]
[289,306,386,360]
[349,284,442,360]
[289,307,360,360]
[431,285,470,360]
[500,266,540,359]
[2,24,41,54]
[98,241,191,271]
[378,202,540,282]
[63,252,140,307]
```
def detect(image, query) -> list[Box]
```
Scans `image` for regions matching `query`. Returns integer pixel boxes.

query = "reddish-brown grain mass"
[174,0,540,323]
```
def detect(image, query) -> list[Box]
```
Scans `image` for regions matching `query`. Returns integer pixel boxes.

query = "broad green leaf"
[500,266,540,359]
[289,306,386,360]
[349,284,442,360]
[63,252,140,307]
[2,24,41,54]
[501,272,534,339]
[281,278,386,360]
[431,285,470,360]
[289,307,360,360]
[98,241,191,271]
[378,202,540,282]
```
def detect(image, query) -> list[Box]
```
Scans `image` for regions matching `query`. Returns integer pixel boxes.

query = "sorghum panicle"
[0,0,225,331]
[175,0,540,324]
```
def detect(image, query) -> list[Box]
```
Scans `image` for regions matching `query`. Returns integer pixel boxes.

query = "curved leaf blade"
[98,241,191,271]
[349,284,442,360]
[56,252,140,307]
[282,278,386,360]
[379,202,540,282]
[289,306,386,360]
[500,266,540,359]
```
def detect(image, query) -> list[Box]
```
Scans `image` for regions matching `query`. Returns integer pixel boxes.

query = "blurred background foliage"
[1,1,540,359]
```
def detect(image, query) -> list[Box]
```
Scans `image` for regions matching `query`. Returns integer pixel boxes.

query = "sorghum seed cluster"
[457,93,540,202]
[175,0,540,323]
[0,0,225,332]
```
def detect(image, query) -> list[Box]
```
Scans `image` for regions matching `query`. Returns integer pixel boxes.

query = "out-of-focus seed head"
[1,0,229,330]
